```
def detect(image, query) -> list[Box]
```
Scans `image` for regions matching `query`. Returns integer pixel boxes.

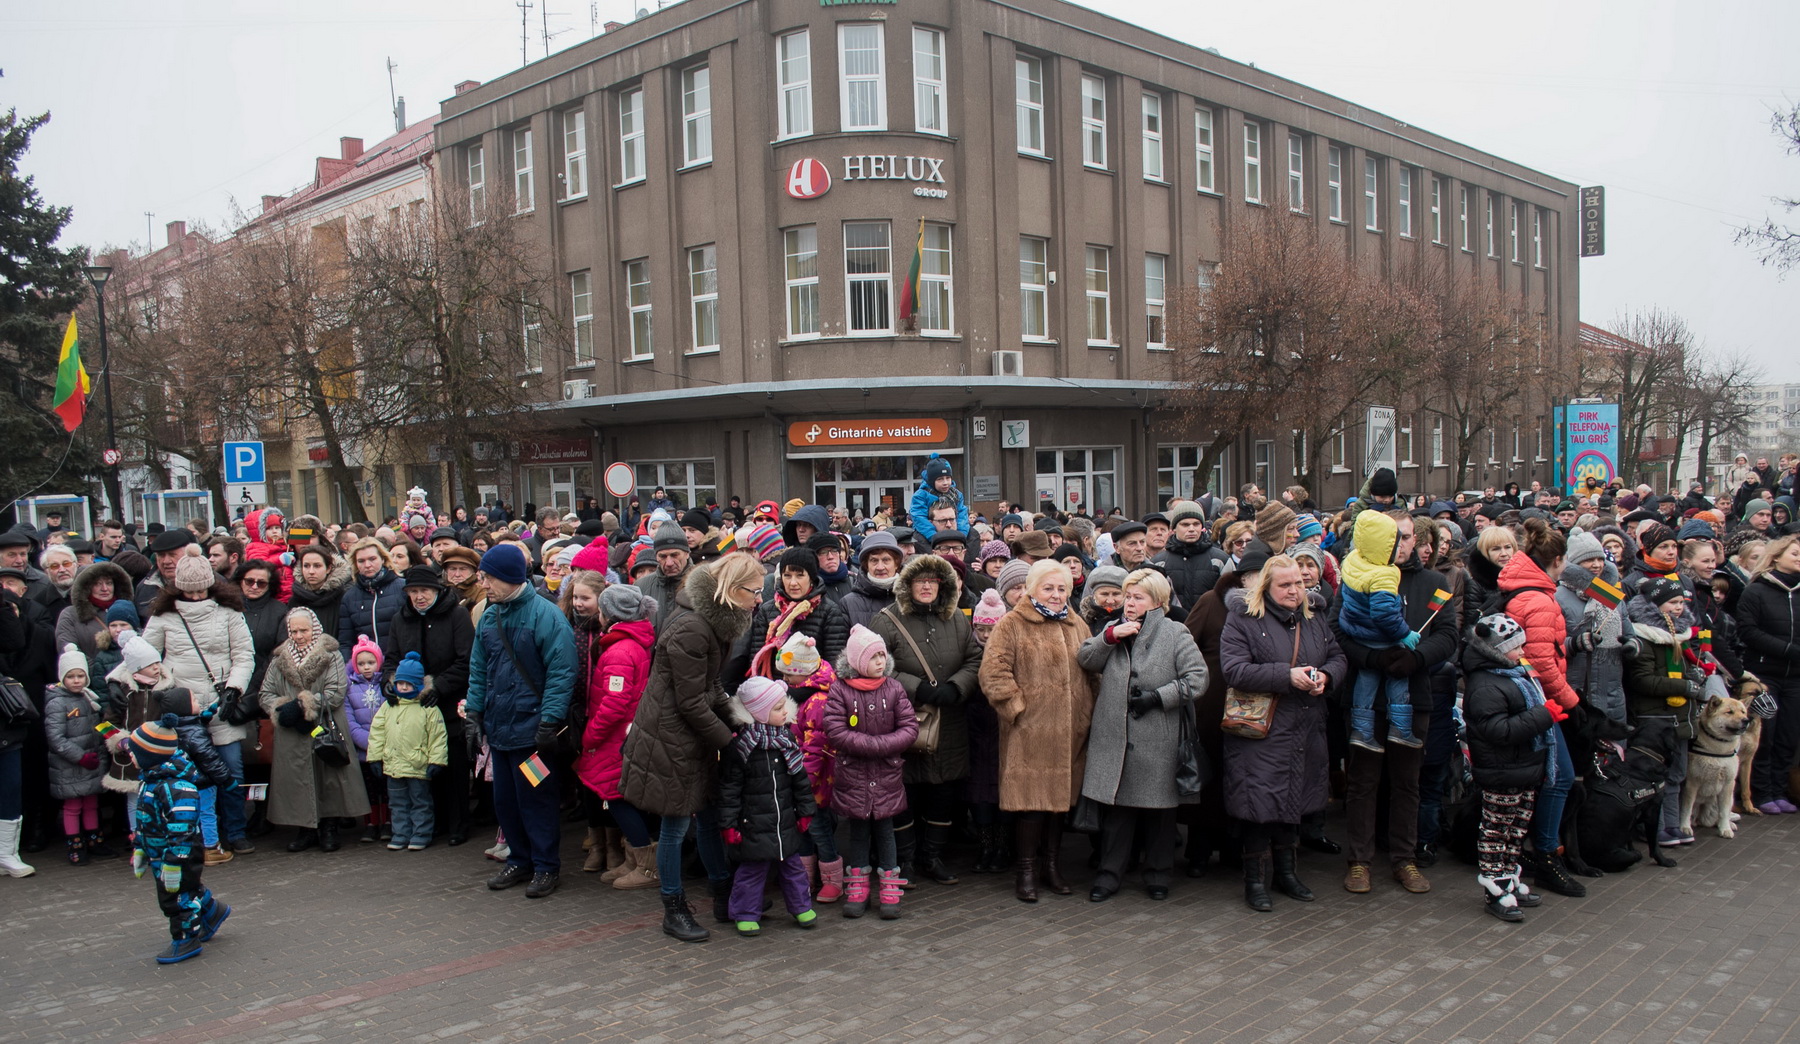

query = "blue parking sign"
[223,441,266,484]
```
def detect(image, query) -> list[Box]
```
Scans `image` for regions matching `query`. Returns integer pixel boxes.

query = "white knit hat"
[121,634,162,675]
[57,643,90,684]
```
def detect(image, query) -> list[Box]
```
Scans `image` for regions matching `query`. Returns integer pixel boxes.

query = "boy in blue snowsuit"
[129,715,232,964]
[1337,510,1423,751]
[908,454,968,534]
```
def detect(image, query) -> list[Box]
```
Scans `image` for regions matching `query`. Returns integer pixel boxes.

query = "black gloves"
[417,688,438,708]
[1685,681,1706,702]
[917,680,958,706]
[1386,650,1419,677]
[466,712,483,745]
[276,700,307,730]
[1127,687,1161,718]
[535,721,562,752]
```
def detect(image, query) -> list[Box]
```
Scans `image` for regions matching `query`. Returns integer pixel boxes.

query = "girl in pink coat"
[571,580,659,889]
[823,625,917,919]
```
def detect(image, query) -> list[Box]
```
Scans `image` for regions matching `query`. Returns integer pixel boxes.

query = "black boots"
[660,892,709,942]
[287,828,319,852]
[1013,816,1042,902]
[710,878,734,923]
[1271,844,1316,901]
[1523,847,1587,897]
[917,822,960,885]
[1039,816,1072,895]
[1243,848,1273,912]
[317,820,341,853]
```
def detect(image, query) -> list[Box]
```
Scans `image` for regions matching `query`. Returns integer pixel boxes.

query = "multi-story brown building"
[436,0,1581,518]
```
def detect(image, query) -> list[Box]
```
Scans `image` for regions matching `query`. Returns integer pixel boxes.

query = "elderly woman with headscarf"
[258,605,368,853]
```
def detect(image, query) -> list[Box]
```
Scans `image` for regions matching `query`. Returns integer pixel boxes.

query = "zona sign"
[787,158,831,200]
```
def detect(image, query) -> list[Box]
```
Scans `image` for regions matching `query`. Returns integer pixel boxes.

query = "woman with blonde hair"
[979,559,1095,903]
[1076,569,1207,901]
[1737,534,1800,814]
[1218,554,1345,912]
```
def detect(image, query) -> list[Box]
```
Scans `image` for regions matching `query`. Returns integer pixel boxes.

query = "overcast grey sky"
[8,0,1797,378]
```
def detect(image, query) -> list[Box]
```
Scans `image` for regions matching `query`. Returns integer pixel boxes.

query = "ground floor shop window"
[528,465,596,515]
[808,454,949,521]
[302,470,320,517]
[1035,447,1118,515]
[632,460,712,512]
[270,474,294,516]
[1156,445,1225,508]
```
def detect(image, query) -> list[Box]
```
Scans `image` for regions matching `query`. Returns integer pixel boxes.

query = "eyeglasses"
[240,577,270,589]
[736,584,762,596]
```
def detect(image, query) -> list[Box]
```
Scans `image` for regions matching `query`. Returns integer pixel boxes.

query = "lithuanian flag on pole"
[52,315,91,433]
[897,217,924,330]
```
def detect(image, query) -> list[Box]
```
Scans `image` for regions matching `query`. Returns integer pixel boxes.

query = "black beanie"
[777,546,820,582]
[1369,468,1399,498]
[680,508,713,533]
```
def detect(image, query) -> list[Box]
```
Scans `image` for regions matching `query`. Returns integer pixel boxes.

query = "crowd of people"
[2,449,1798,956]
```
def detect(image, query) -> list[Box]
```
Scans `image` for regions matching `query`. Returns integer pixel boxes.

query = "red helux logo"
[787,158,831,200]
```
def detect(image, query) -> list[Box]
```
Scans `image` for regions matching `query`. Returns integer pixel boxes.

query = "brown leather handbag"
[1220,619,1302,740]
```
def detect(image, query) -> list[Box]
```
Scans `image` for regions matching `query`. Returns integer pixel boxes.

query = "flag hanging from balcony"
[897,217,924,331]
[51,315,91,433]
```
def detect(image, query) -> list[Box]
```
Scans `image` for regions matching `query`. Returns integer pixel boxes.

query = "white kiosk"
[141,491,216,533]
[19,494,93,540]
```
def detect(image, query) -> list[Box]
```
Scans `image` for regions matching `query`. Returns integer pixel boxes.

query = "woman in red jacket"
[569,575,659,890]
[1494,518,1584,898]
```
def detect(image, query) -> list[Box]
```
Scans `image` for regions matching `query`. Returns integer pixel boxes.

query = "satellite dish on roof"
[636,8,648,17]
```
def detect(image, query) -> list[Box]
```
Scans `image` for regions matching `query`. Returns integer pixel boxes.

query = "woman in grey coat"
[1219,555,1347,913]
[1077,568,1207,901]
[258,606,369,853]
[1555,532,1630,727]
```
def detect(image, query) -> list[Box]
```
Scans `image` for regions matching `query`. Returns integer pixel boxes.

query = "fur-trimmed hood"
[1623,593,1694,646]
[290,556,354,601]
[893,553,961,619]
[272,633,344,692]
[677,564,751,646]
[69,561,133,623]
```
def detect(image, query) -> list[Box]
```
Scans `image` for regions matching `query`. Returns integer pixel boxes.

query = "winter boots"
[660,892,709,942]
[64,833,88,867]
[1479,873,1525,922]
[1523,847,1587,897]
[815,857,845,903]
[917,821,960,884]
[1038,816,1071,895]
[842,866,872,918]
[85,831,117,859]
[971,823,1006,874]
[1013,816,1043,903]
[1243,848,1273,912]
[1387,701,1422,748]
[0,819,34,878]
[1271,844,1315,902]
[612,842,660,890]
[876,867,906,919]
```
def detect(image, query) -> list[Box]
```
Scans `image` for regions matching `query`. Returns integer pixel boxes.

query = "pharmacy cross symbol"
[805,424,822,444]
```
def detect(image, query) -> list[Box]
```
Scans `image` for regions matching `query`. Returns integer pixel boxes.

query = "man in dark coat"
[1329,510,1460,896]
[1153,499,1229,622]
[388,565,476,846]
[134,529,195,616]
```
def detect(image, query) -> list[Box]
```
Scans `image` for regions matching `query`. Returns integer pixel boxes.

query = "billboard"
[1364,406,1397,476]
[1563,402,1619,493]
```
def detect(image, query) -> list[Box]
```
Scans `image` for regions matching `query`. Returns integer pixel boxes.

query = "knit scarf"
[89,590,116,612]
[864,572,897,591]
[733,721,805,776]
[1640,549,1679,574]
[285,606,323,666]
[819,559,850,585]
[1494,662,1556,788]
[1031,598,1069,621]
[1768,569,1800,592]
[768,590,819,648]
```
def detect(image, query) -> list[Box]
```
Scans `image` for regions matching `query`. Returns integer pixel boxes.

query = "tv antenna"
[386,57,405,133]
[516,0,532,65]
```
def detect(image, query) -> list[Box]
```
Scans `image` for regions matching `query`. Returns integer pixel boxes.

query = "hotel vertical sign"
[1579,186,1605,258]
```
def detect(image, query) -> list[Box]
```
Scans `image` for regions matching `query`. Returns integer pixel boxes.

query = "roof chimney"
[453,79,481,96]
[603,20,624,31]
[340,136,364,161]
[165,220,187,247]
[261,194,285,214]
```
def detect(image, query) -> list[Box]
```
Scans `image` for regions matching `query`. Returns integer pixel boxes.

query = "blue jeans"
[656,807,728,896]
[491,748,562,874]
[387,776,434,847]
[805,807,838,861]
[841,816,897,871]
[213,741,247,843]
[608,798,653,848]
[0,746,21,819]
[1530,721,1574,852]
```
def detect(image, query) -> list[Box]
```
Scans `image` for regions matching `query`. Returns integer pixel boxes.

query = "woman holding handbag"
[257,606,369,853]
[1076,569,1208,902]
[1219,555,1345,912]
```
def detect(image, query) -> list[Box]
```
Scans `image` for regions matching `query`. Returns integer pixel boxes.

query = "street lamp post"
[84,264,120,521]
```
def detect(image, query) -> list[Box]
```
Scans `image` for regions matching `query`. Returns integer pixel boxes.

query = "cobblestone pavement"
[4,808,1798,1044]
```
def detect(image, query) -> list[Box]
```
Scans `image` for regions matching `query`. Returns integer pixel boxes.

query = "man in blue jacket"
[465,543,578,898]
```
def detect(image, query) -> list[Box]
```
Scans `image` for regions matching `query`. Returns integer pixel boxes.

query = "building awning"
[544,376,1181,427]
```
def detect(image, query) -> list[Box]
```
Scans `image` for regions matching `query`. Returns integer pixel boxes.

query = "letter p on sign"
[223,441,266,484]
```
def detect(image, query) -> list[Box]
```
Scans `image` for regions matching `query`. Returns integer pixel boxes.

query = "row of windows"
[1015,59,1553,269]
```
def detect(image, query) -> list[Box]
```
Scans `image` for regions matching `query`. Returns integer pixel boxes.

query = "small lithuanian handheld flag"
[1586,576,1624,610]
[94,721,120,740]
[1427,589,1452,613]
[52,315,91,433]
[520,752,550,787]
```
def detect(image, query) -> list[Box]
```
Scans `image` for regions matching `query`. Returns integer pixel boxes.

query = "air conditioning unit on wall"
[562,379,593,401]
[993,350,1024,378]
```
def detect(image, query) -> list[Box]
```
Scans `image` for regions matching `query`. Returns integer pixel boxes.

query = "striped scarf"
[733,721,805,777]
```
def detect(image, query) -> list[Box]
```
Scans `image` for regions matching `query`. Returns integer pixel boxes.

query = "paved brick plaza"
[5,811,1798,1043]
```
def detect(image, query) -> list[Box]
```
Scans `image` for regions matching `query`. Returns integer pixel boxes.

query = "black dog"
[1576,717,1679,872]
[1556,707,1636,877]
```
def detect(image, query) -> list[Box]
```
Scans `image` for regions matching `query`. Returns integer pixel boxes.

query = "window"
[1034,447,1119,516]
[1512,425,1523,463]
[1429,176,1443,244]
[562,105,586,199]
[570,271,594,364]
[1194,107,1215,192]
[688,245,718,353]
[466,143,485,219]
[1398,414,1414,467]
[1363,156,1380,231]
[784,226,820,340]
[625,260,652,360]
[1327,145,1343,221]
[634,460,717,514]
[1459,186,1471,250]
[1157,445,1225,505]
[1141,94,1164,180]
[913,28,946,134]
[1287,133,1305,211]
[512,127,534,212]
[1254,441,1274,492]
[1332,431,1348,473]
[839,24,886,131]
[1085,246,1112,345]
[1509,202,1522,262]
[845,221,892,334]
[618,87,645,184]
[1144,254,1166,349]
[522,309,544,373]
[778,30,812,139]
[1242,122,1262,203]
[1485,194,1497,256]
[1432,417,1445,466]
[1016,56,1045,155]
[1532,208,1545,268]
[1398,167,1413,238]
[682,66,712,166]
[917,223,954,335]
[1536,424,1546,462]
[1487,428,1498,464]
[1081,74,1107,168]
[1019,236,1049,340]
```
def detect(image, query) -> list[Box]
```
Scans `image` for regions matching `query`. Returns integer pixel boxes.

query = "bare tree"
[1584,309,1691,487]
[1735,102,1800,271]
[1672,349,1763,490]
[1168,208,1431,493]
[343,188,565,511]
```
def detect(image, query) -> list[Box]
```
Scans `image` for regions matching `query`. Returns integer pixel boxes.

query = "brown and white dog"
[1684,692,1753,838]
[1735,675,1768,815]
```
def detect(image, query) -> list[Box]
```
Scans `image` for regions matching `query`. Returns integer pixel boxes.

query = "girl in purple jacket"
[823,625,917,920]
[345,635,388,842]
